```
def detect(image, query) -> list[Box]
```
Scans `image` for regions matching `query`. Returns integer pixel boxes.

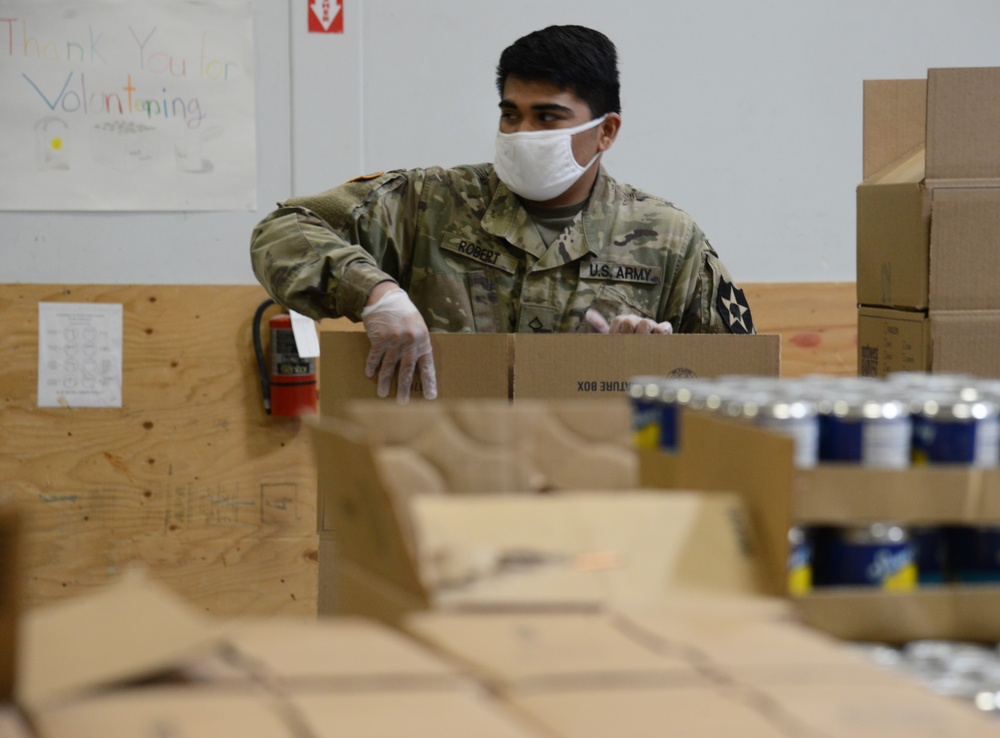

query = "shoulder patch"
[717,278,754,334]
[346,171,385,183]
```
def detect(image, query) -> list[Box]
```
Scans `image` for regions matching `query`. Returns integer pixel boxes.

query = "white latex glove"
[584,308,673,335]
[360,288,437,403]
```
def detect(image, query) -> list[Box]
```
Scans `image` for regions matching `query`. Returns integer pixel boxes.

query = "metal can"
[654,379,712,452]
[627,376,665,450]
[911,397,1000,466]
[811,523,917,590]
[741,396,821,469]
[820,396,912,468]
[910,525,948,585]
[944,525,1000,583]
[787,525,812,596]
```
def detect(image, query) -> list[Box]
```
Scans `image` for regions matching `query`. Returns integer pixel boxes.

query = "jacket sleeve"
[669,226,756,334]
[249,170,423,322]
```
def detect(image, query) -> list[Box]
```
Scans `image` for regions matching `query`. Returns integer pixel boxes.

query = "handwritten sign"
[0,0,255,211]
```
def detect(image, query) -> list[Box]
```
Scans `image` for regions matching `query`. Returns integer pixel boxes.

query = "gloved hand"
[360,287,437,403]
[585,308,673,335]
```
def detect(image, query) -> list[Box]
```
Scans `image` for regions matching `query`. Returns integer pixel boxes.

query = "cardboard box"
[857,68,1000,311]
[222,616,465,691]
[858,305,1000,378]
[289,691,546,738]
[12,570,556,738]
[640,410,1000,643]
[311,400,765,622]
[319,332,780,415]
[403,612,707,693]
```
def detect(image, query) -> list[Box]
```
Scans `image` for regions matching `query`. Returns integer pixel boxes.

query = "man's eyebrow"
[498,100,574,114]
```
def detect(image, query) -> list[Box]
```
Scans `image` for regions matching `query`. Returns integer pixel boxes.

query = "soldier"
[250,24,754,403]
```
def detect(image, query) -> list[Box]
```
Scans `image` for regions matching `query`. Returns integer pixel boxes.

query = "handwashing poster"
[0,0,255,210]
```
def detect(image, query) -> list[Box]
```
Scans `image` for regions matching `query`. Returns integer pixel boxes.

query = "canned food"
[812,523,917,590]
[820,397,912,468]
[787,525,812,596]
[911,397,1000,466]
[944,525,1000,583]
[654,379,712,452]
[741,397,821,469]
[627,376,664,450]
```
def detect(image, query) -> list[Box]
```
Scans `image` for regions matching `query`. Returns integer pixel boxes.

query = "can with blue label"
[812,523,917,590]
[787,525,812,595]
[911,525,948,585]
[628,376,665,450]
[743,397,821,469]
[653,379,711,452]
[911,397,1000,466]
[820,397,912,468]
[944,526,1000,583]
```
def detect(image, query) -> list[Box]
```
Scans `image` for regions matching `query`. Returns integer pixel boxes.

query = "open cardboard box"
[312,399,767,623]
[8,571,550,738]
[857,68,1000,312]
[641,410,1000,643]
[858,305,1000,378]
[319,331,779,415]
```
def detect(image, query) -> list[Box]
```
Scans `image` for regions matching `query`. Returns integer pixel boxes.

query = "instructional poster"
[0,0,256,211]
[38,302,123,408]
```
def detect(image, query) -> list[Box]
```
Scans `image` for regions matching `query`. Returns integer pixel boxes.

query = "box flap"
[513,335,780,400]
[31,690,300,738]
[863,78,927,181]
[511,687,793,738]
[16,570,225,712]
[760,681,1000,736]
[292,691,545,738]
[403,611,702,690]
[409,491,761,611]
[341,400,637,494]
[310,417,429,603]
[660,412,794,598]
[222,616,463,689]
[927,67,1000,180]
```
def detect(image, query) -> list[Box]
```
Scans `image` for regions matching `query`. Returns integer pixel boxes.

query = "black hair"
[495,25,621,117]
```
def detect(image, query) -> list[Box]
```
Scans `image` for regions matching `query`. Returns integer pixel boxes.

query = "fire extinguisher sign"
[308,0,344,33]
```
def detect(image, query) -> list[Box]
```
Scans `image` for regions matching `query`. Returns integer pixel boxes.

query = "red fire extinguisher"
[253,299,317,416]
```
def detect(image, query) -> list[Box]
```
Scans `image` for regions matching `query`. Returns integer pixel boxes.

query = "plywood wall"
[0,282,856,617]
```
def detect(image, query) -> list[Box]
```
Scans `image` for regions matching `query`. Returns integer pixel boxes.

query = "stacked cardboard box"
[857,67,1000,377]
[9,572,550,738]
[11,570,1000,737]
[403,605,1000,737]
[638,409,1000,644]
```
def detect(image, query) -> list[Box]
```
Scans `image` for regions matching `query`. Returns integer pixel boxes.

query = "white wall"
[5,0,1000,285]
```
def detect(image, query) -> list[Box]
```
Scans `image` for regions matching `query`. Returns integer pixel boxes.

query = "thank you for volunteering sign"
[0,0,256,211]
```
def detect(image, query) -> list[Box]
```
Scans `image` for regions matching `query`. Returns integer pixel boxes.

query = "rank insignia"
[717,278,754,334]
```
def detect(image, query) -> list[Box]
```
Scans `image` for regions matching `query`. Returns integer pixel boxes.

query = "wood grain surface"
[0,282,857,616]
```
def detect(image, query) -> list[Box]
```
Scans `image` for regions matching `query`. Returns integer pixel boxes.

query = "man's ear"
[598,113,622,152]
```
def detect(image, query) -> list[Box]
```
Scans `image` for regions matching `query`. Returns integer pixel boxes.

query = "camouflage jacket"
[250,164,755,334]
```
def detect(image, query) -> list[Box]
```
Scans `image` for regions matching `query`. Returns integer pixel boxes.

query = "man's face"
[498,76,600,169]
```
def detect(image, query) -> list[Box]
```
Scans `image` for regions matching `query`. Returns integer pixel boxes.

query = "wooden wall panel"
[0,282,857,617]
[0,285,319,618]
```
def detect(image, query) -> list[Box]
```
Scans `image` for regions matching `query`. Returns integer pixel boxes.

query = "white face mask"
[494,114,608,202]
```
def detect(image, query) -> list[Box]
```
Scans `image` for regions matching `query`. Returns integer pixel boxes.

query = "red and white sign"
[308,0,343,33]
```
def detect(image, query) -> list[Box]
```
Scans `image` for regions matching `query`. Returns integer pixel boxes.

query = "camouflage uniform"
[250,164,755,334]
